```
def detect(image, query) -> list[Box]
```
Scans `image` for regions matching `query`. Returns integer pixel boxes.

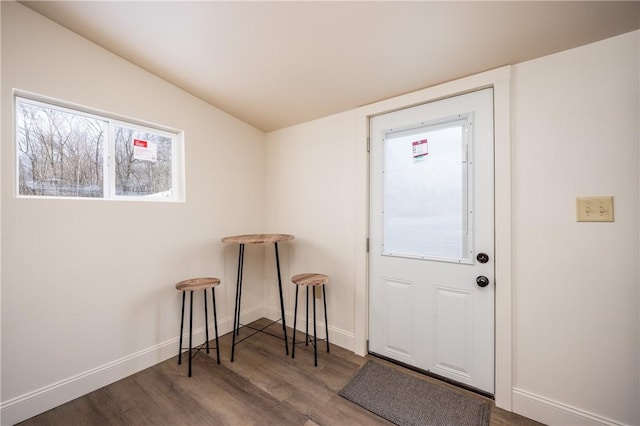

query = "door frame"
[353,66,512,410]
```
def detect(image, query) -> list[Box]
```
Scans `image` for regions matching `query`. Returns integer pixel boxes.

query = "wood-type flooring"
[19,319,543,426]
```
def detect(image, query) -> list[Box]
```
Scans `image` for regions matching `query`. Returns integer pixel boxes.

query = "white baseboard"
[0,307,264,425]
[263,306,355,351]
[513,388,626,426]
[0,338,179,426]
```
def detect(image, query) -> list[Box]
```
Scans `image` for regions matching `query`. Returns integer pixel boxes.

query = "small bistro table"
[221,233,295,361]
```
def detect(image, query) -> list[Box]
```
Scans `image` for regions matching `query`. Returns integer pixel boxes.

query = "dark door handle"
[476,276,490,287]
[476,253,489,264]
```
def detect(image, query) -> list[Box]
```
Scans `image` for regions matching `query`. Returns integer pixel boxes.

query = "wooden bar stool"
[175,277,221,377]
[291,273,329,366]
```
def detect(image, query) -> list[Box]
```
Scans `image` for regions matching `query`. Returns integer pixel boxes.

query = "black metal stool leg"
[178,291,186,365]
[292,285,299,359]
[212,287,220,364]
[188,291,193,377]
[305,287,309,346]
[323,284,329,353]
[313,287,318,366]
[204,289,210,353]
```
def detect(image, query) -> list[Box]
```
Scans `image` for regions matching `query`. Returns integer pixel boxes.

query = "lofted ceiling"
[20,1,640,132]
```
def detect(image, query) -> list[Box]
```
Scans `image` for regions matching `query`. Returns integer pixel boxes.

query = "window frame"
[14,92,185,202]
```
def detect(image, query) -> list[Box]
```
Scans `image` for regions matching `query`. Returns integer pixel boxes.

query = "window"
[383,117,471,262]
[15,95,184,201]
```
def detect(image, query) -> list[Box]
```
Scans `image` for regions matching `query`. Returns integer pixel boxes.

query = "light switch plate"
[576,196,614,222]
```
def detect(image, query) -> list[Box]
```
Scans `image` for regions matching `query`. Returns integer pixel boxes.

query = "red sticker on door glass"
[412,139,428,159]
[133,139,148,148]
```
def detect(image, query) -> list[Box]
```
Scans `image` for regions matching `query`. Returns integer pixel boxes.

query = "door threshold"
[368,352,494,400]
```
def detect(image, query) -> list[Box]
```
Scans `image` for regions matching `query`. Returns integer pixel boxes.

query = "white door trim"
[353,66,512,411]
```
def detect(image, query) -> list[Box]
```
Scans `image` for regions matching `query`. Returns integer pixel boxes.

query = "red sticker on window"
[133,139,148,148]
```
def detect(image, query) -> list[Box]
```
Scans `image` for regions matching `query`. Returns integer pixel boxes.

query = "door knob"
[476,253,489,264]
[476,276,490,287]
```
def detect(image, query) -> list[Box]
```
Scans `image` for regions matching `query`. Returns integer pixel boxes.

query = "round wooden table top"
[221,233,295,245]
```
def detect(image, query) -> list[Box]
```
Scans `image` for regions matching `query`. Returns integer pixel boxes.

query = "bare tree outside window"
[17,101,105,197]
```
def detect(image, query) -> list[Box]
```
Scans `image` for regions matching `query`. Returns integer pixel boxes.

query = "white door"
[369,88,494,394]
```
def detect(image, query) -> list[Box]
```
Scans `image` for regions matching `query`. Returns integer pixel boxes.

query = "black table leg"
[274,242,289,355]
[292,285,299,359]
[231,243,245,362]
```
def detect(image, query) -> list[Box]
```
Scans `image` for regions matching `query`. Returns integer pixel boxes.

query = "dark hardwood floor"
[20,319,543,425]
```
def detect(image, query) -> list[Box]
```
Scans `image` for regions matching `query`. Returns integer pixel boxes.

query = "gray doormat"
[339,360,491,426]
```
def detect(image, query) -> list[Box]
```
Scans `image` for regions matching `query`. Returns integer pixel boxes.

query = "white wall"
[511,32,639,426]
[265,31,639,425]
[1,3,266,424]
[264,111,358,349]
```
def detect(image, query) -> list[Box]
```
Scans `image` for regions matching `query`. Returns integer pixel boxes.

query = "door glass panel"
[383,117,470,262]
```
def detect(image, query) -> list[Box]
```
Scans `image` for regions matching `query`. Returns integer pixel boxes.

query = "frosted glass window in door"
[382,118,471,262]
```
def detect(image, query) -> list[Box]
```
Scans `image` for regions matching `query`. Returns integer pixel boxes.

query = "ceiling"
[20,1,640,132]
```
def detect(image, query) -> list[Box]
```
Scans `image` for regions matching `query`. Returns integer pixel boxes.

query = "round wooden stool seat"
[291,273,328,287]
[176,277,220,291]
